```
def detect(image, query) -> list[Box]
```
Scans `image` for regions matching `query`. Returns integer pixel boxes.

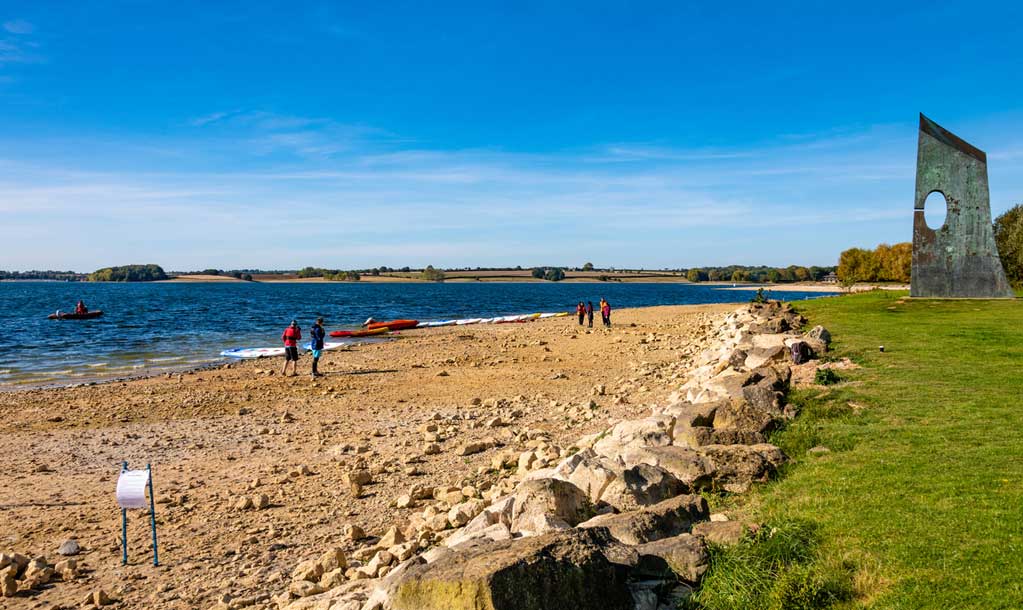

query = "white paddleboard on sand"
[221,346,299,359]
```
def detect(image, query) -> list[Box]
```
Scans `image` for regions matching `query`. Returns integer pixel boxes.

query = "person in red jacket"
[281,320,302,377]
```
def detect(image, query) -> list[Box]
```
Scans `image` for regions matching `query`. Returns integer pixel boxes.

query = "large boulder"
[510,478,590,535]
[633,534,709,584]
[548,449,618,504]
[599,464,685,512]
[697,444,785,493]
[621,446,714,490]
[593,416,675,456]
[391,528,635,610]
[805,325,831,346]
[578,495,708,545]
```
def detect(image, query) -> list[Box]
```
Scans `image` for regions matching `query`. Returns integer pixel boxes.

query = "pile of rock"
[274,301,830,610]
[1,547,82,599]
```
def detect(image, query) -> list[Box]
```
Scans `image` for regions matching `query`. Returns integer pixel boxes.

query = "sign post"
[116,462,159,566]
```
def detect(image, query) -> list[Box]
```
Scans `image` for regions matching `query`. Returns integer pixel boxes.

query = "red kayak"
[366,319,419,331]
[329,327,389,338]
[48,311,104,320]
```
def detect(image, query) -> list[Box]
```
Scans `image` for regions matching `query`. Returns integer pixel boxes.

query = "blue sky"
[2,2,1022,272]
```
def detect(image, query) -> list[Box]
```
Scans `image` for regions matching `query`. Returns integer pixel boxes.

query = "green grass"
[705,290,1023,609]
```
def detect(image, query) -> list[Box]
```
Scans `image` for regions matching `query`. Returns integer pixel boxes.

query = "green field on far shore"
[724,290,1023,609]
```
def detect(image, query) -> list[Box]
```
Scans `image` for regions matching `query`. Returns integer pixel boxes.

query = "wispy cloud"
[2,20,34,35]
[7,115,1014,271]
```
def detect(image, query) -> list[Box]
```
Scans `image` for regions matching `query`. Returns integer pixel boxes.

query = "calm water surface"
[0,282,835,388]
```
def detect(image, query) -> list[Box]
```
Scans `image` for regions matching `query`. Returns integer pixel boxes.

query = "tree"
[731,270,748,282]
[766,269,781,283]
[582,262,594,271]
[544,267,566,281]
[686,269,705,282]
[531,268,545,279]
[88,264,168,282]
[420,265,445,282]
[994,204,1023,286]
[793,266,811,282]
[707,269,721,281]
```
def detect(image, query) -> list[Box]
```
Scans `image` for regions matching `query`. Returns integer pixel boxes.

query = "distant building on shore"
[822,272,839,284]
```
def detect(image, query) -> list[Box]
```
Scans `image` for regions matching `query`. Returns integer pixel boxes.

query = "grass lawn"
[722,290,1023,608]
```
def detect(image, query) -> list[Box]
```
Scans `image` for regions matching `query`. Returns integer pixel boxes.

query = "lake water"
[0,282,835,388]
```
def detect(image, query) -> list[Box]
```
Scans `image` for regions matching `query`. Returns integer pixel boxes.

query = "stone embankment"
[269,301,831,610]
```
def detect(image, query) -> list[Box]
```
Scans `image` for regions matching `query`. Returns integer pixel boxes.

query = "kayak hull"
[329,329,388,337]
[366,319,419,331]
[48,311,104,320]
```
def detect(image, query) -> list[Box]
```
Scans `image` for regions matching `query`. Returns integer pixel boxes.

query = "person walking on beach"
[586,301,594,328]
[309,317,325,378]
[576,302,586,326]
[281,320,302,377]
[601,299,612,327]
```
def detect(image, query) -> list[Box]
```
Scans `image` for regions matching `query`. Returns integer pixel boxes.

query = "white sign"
[116,470,150,509]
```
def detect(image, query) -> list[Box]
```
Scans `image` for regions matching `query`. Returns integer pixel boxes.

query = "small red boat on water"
[366,319,419,331]
[49,310,104,320]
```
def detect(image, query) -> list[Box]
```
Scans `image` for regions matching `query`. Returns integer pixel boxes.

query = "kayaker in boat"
[576,302,585,326]
[586,301,594,328]
[281,320,302,377]
[310,318,325,378]
[75,300,88,315]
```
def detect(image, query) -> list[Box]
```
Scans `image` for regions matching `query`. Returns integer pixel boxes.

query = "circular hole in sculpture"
[923,191,948,230]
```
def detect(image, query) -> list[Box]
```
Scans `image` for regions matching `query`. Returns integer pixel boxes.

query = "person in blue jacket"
[310,317,326,378]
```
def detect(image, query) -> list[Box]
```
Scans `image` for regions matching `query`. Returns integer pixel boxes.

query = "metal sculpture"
[911,114,1014,298]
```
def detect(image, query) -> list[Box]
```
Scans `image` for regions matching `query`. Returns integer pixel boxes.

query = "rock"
[696,444,785,493]
[342,524,366,541]
[92,590,115,606]
[292,559,324,583]
[391,528,634,610]
[806,325,831,345]
[422,443,441,455]
[448,500,485,528]
[456,441,489,456]
[54,558,78,580]
[633,534,709,583]
[744,345,787,369]
[552,450,617,503]
[600,463,685,512]
[253,493,270,509]
[289,580,325,597]
[318,547,347,573]
[58,539,81,556]
[516,451,536,473]
[593,416,675,455]
[692,521,746,545]
[578,495,708,545]
[443,522,513,548]
[22,557,53,587]
[379,526,406,549]
[234,496,254,511]
[395,494,414,509]
[0,566,16,597]
[510,478,590,535]
[342,469,373,487]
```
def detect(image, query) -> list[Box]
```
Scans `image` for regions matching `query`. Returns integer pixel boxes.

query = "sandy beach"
[0,303,734,609]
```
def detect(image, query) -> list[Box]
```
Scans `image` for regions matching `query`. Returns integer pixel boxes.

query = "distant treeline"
[296,267,362,281]
[682,265,836,283]
[176,269,255,281]
[87,264,168,282]
[0,270,85,281]
[837,243,912,284]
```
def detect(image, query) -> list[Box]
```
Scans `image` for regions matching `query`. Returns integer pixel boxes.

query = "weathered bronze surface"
[911,114,1014,298]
